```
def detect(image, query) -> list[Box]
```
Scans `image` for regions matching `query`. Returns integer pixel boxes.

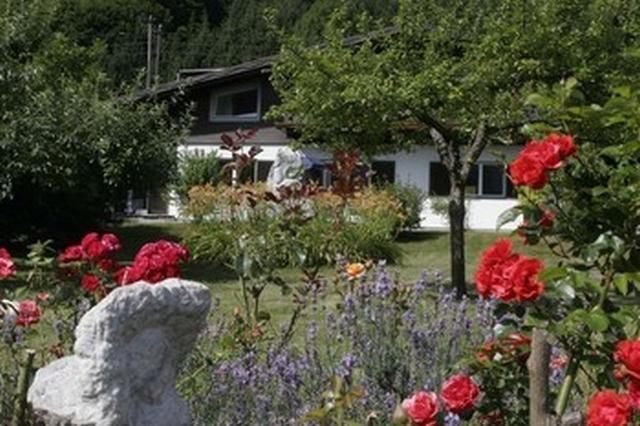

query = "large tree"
[268,0,640,296]
[0,0,188,243]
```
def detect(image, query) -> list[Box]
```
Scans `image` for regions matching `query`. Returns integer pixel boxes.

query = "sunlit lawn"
[108,220,556,323]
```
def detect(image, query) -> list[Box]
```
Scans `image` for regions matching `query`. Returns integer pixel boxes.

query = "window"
[371,161,395,185]
[481,164,505,196]
[210,84,260,122]
[429,162,450,196]
[429,162,511,198]
[254,161,273,183]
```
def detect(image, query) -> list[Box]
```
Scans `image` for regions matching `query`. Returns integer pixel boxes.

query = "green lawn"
[107,220,556,321]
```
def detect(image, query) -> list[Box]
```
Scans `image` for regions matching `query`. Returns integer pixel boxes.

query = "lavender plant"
[183,263,497,425]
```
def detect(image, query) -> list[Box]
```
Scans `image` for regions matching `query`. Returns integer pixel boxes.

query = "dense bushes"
[384,184,427,229]
[0,2,188,244]
[184,183,405,267]
[173,151,222,205]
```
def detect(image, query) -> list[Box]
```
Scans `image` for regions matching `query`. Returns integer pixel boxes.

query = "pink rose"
[401,391,439,426]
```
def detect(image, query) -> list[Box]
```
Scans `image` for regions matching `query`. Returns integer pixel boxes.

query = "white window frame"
[476,162,507,198]
[209,83,261,123]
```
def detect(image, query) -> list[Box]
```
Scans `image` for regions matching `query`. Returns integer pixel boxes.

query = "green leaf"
[539,266,569,283]
[614,274,629,295]
[586,308,610,333]
[496,206,522,229]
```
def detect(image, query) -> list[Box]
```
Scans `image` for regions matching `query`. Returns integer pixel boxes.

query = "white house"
[138,55,521,231]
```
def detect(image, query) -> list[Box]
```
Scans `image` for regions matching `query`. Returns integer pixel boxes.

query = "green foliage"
[494,83,640,416]
[184,184,405,268]
[384,183,426,229]
[173,151,222,204]
[270,0,640,155]
[0,2,188,242]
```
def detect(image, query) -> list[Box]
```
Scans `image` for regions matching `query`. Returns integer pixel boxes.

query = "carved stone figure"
[28,279,211,426]
[266,147,305,190]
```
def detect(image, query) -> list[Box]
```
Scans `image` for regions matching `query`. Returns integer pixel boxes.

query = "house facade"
[142,56,521,231]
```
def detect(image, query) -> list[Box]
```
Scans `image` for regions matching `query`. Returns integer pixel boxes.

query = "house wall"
[172,130,522,231]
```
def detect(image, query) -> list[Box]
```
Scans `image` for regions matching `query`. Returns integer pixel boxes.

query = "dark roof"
[134,55,275,100]
[134,26,399,101]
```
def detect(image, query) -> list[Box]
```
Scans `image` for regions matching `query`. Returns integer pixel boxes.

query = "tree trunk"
[449,177,466,298]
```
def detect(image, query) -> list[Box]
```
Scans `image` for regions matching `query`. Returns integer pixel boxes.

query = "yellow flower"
[346,262,366,280]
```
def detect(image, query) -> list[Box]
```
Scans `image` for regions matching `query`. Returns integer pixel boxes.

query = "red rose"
[628,379,640,409]
[100,233,121,253]
[440,374,480,414]
[16,300,41,327]
[536,140,563,170]
[508,257,544,302]
[509,134,576,190]
[81,232,107,259]
[545,133,577,159]
[475,239,515,298]
[97,258,119,273]
[509,142,550,189]
[81,274,103,293]
[58,245,84,263]
[587,390,631,426]
[0,247,16,278]
[615,340,640,381]
[475,239,544,302]
[401,391,439,426]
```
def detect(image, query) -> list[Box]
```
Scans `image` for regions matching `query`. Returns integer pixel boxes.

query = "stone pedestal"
[28,279,211,426]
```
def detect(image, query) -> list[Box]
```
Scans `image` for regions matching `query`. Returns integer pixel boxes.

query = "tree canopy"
[268,0,640,295]
[0,0,188,242]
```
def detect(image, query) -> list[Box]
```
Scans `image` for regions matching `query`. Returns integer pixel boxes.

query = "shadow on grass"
[184,261,237,284]
[396,230,446,243]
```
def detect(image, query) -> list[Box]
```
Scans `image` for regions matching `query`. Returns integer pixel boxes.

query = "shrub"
[174,151,222,205]
[384,184,427,229]
[185,183,405,266]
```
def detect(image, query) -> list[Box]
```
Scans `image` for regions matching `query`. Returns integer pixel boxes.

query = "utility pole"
[146,15,154,89]
[154,24,162,81]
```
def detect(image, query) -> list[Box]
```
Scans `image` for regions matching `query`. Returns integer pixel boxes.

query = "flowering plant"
[485,81,640,422]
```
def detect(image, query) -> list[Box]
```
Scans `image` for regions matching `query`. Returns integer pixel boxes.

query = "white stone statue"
[28,279,211,426]
[266,147,305,191]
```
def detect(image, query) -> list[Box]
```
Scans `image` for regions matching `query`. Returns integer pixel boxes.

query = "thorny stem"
[555,262,615,416]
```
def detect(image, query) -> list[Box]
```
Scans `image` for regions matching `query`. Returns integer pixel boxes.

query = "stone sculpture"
[28,279,211,426]
[266,146,305,190]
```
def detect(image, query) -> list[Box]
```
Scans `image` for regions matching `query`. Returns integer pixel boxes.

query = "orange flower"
[346,262,366,280]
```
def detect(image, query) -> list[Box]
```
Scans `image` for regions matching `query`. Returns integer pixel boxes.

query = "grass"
[106,220,556,321]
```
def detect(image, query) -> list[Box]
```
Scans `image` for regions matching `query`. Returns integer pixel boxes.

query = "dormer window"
[210,84,261,122]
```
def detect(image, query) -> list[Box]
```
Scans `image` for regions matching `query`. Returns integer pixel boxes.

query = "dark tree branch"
[461,122,487,180]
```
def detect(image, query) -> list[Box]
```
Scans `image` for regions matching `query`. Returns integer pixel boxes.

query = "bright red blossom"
[0,247,16,278]
[615,340,640,381]
[16,300,41,327]
[508,257,545,302]
[440,374,480,414]
[475,239,544,302]
[509,133,576,190]
[115,240,189,285]
[58,245,84,263]
[587,390,631,426]
[81,274,103,293]
[401,391,439,426]
[628,379,640,409]
[59,232,122,264]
